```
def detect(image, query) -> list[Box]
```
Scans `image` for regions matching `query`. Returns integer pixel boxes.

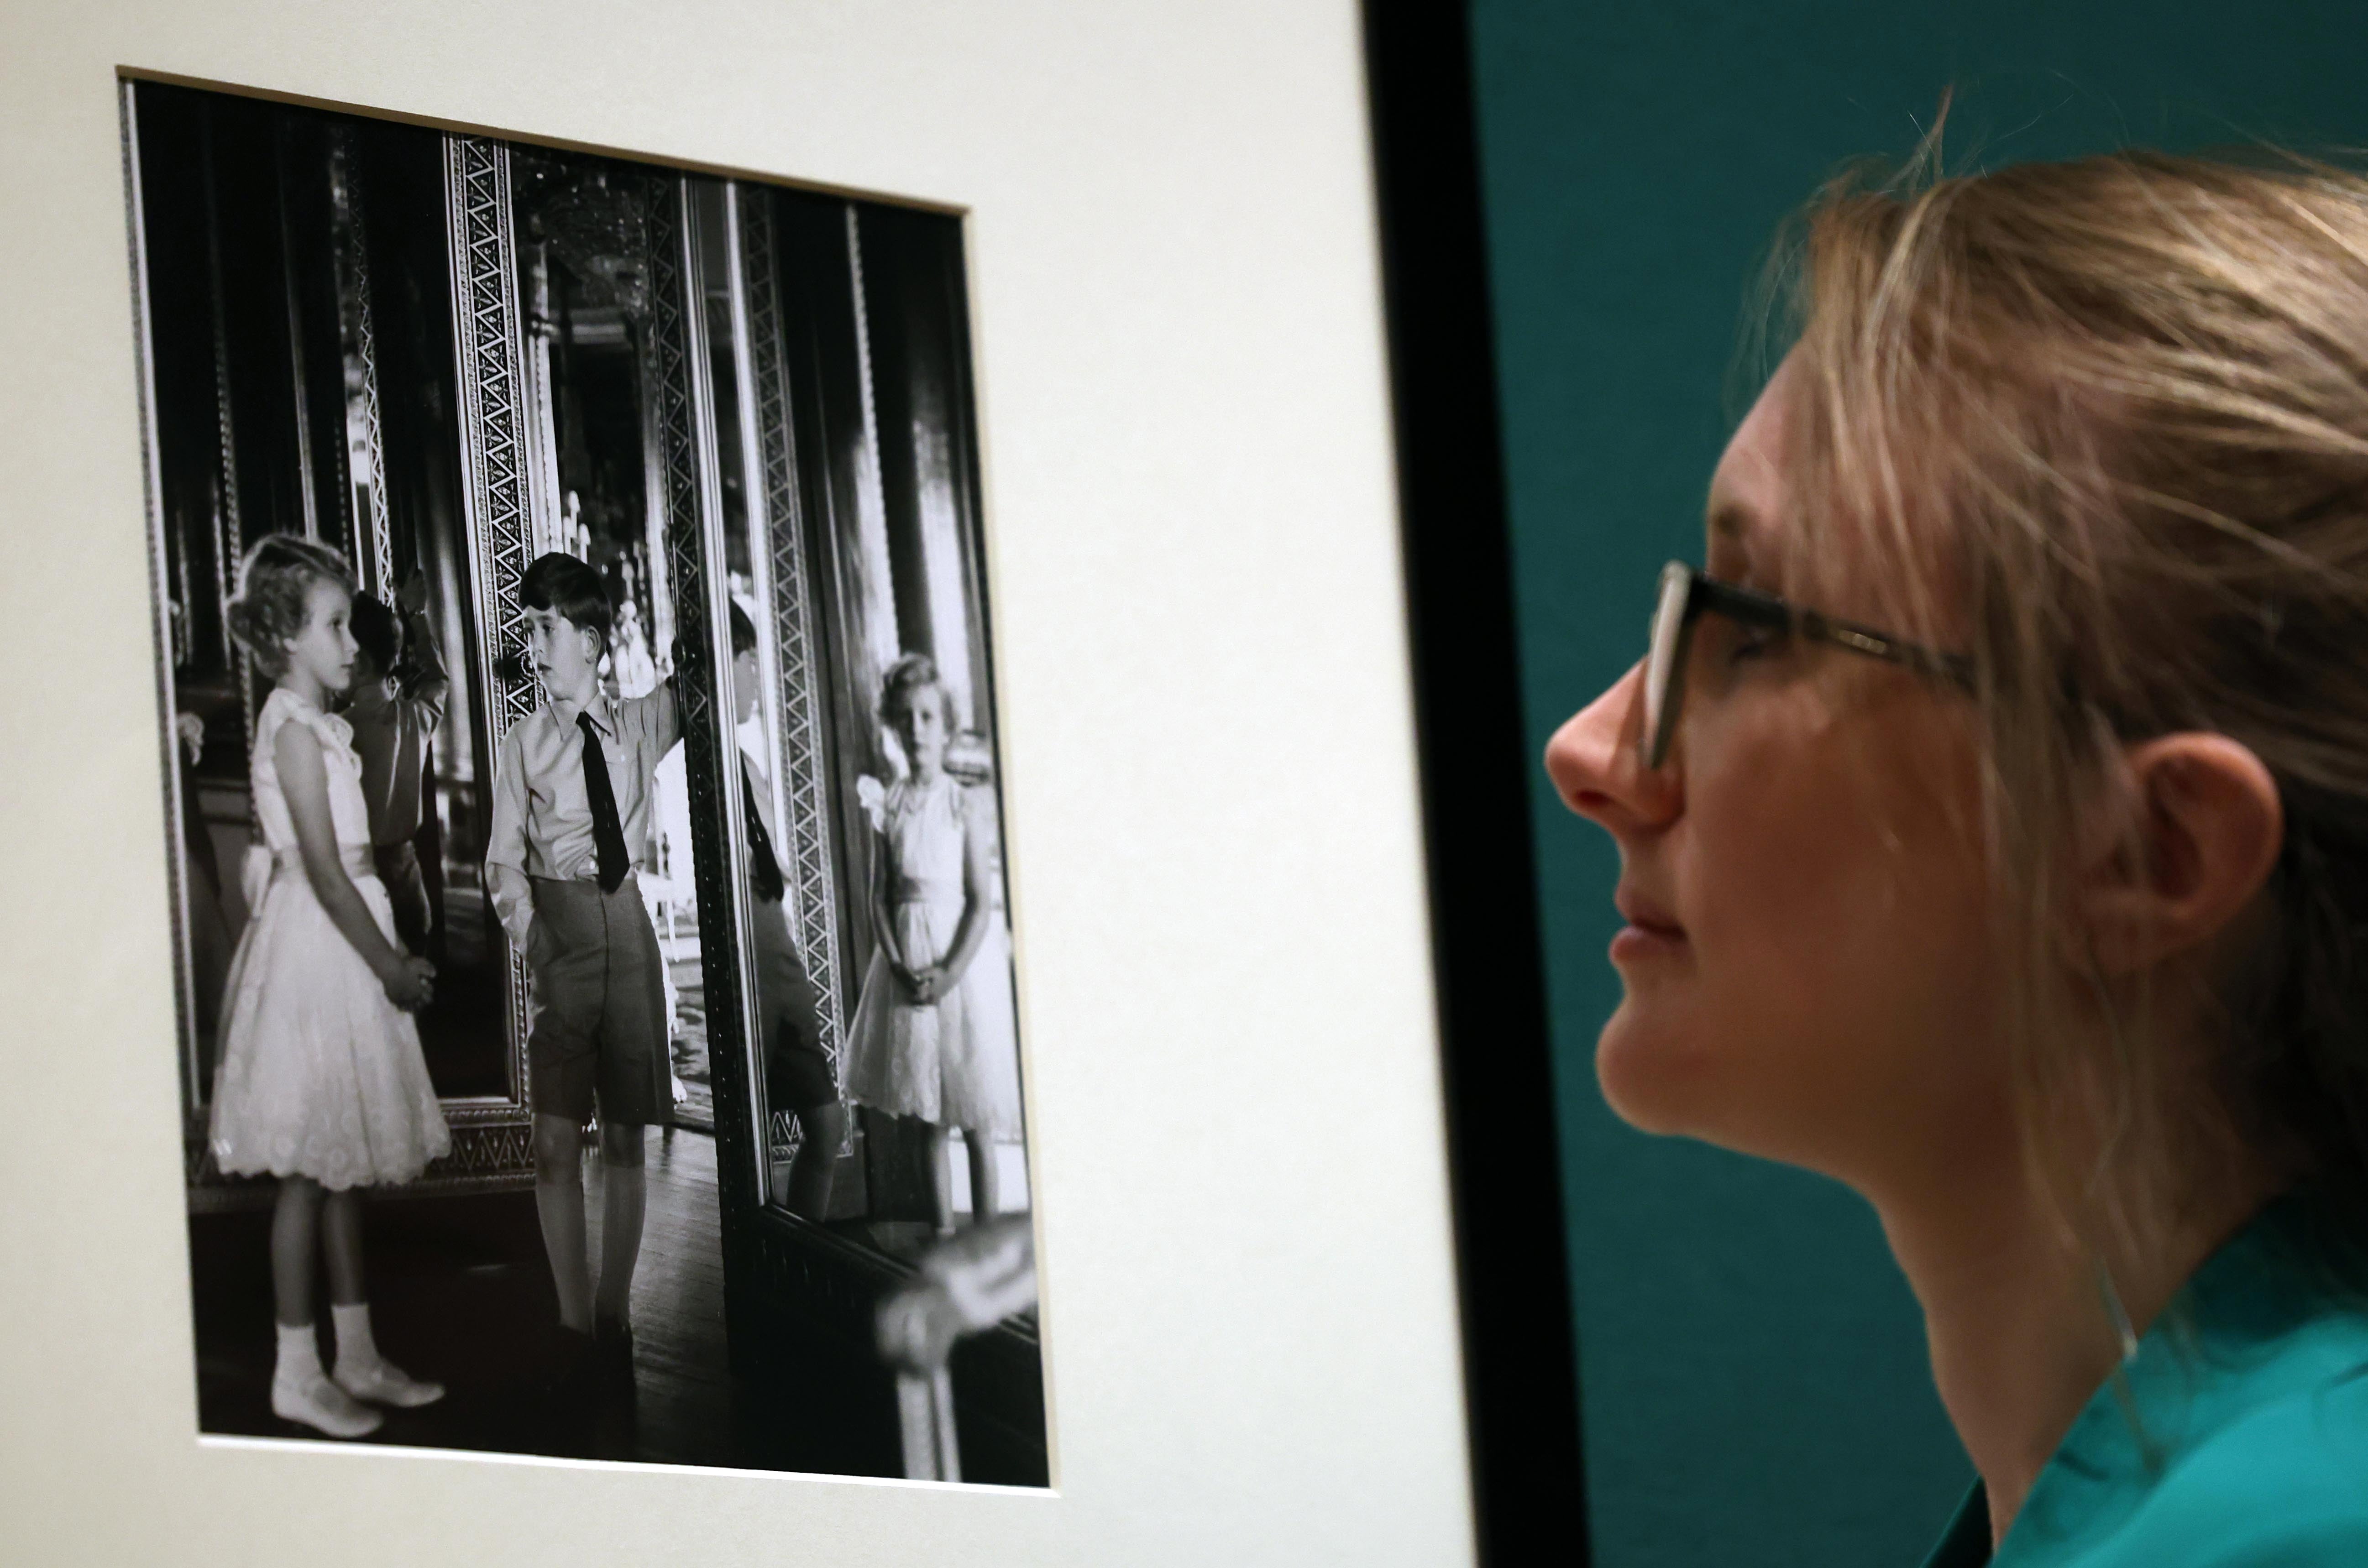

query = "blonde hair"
[879,653,955,729]
[225,534,355,679]
[1771,140,2368,1282]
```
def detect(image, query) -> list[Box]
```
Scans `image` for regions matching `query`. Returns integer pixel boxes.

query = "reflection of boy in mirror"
[485,553,678,1397]
[346,574,448,956]
[729,603,847,1220]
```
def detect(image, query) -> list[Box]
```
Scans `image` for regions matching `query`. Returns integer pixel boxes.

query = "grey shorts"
[525,875,671,1127]
[750,894,836,1112]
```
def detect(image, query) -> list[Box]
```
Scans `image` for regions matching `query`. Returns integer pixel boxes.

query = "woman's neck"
[279,669,326,709]
[1874,1158,2276,1548]
[910,756,944,784]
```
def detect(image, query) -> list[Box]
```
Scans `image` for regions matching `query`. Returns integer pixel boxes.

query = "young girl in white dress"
[210,536,451,1438]
[843,655,1023,1235]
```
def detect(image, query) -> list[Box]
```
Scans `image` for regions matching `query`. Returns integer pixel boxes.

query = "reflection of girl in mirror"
[845,654,1022,1235]
[209,536,451,1439]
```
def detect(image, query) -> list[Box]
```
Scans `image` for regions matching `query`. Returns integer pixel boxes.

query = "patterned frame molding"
[410,131,540,1193]
[734,183,854,1166]
[199,102,259,785]
[651,178,767,1226]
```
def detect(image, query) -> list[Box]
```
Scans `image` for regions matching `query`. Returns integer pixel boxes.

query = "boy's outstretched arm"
[396,575,451,732]
[654,646,683,757]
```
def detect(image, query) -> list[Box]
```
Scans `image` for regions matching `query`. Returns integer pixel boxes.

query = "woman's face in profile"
[1544,361,2014,1193]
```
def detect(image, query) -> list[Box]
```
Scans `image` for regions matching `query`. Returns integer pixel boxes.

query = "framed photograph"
[133,74,1046,1482]
[3,2,1495,1563]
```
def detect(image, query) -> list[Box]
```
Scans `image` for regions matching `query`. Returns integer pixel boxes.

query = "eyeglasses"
[1641,560,1975,770]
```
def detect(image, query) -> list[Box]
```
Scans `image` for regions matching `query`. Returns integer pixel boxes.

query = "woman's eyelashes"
[1729,623,1786,664]
[1703,620,1785,682]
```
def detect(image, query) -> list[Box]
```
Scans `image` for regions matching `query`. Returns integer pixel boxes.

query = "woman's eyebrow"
[1704,500,1773,588]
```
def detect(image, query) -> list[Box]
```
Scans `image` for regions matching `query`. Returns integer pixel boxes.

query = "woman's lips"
[1610,890,1687,963]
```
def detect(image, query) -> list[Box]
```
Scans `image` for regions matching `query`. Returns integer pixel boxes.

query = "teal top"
[1922,1198,2368,1567]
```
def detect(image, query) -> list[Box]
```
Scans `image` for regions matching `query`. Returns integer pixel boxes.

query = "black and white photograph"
[126,76,1046,1484]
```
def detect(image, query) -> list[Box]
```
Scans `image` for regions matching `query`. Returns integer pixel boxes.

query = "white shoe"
[335,1358,446,1409]
[272,1370,385,1438]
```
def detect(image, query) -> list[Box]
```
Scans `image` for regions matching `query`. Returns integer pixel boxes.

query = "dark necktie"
[576,710,629,893]
[742,758,786,904]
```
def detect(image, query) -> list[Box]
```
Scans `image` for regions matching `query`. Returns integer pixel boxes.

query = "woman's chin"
[1594,1008,1714,1136]
[1596,1010,1868,1177]
[1596,1007,1789,1151]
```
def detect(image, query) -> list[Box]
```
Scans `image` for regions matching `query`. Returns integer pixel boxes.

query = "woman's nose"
[1543,661,1679,835]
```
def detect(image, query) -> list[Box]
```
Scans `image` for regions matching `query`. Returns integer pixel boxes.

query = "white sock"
[331,1302,382,1375]
[272,1318,383,1437]
[274,1321,325,1385]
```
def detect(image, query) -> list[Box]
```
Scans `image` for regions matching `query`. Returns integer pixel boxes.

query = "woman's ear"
[2077,734,2283,976]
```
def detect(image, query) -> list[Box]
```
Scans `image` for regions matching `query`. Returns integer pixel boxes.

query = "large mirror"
[699,182,1033,1257]
[506,148,694,1118]
[139,89,529,1192]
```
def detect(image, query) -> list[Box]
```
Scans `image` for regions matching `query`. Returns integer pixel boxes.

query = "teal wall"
[1466,5,2368,1564]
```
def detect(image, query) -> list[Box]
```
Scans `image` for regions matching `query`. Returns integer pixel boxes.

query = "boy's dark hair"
[350,594,403,675]
[728,601,759,658]
[520,552,611,651]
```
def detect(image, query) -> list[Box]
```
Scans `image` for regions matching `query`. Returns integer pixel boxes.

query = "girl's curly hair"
[225,534,355,679]
[878,653,957,728]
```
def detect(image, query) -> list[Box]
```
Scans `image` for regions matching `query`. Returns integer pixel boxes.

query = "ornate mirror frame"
[728,182,855,1183]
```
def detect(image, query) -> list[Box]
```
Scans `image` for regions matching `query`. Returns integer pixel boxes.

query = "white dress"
[843,774,1023,1137]
[209,688,451,1189]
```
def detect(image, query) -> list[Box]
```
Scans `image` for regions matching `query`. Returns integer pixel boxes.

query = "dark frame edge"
[1359,3,1592,1563]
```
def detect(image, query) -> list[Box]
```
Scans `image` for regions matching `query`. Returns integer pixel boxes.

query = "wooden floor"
[190,1128,781,1469]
